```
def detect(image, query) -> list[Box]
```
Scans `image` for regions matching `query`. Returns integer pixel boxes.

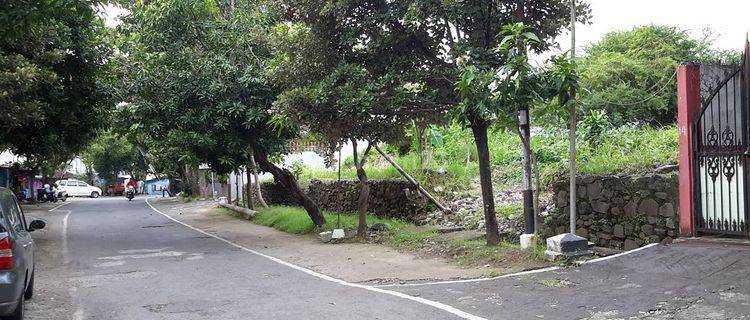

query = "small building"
[145,177,170,196]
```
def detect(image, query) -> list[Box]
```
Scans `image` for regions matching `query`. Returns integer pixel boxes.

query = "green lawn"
[240,205,412,234]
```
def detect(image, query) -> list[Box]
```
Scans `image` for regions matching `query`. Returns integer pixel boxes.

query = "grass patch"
[496,202,523,218]
[244,206,412,235]
[386,230,439,250]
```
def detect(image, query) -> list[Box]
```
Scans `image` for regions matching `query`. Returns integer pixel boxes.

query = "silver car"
[0,188,45,319]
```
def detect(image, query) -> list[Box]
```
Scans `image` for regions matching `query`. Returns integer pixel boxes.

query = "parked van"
[55,180,102,198]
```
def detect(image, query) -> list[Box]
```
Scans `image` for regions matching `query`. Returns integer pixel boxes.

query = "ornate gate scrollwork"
[693,48,749,236]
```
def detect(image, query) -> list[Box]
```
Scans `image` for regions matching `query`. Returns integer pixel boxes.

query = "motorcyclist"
[42,183,57,202]
[125,185,135,200]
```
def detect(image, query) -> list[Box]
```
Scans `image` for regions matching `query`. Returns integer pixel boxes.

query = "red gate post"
[677,64,701,237]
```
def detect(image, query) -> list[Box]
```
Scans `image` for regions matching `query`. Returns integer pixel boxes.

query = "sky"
[102,0,750,55]
[557,0,750,54]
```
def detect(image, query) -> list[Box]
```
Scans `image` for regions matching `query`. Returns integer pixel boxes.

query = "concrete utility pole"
[569,0,578,235]
[544,0,591,261]
[516,0,535,239]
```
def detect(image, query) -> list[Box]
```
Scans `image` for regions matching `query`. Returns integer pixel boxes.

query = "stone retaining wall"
[541,173,679,250]
[260,179,432,223]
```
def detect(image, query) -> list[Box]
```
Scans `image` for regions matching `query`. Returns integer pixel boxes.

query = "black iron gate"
[693,46,750,236]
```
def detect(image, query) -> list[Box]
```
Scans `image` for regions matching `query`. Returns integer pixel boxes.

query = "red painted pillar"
[677,64,701,237]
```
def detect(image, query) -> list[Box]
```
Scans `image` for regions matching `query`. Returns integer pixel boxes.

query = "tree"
[274,0,589,245]
[0,0,112,170]
[580,25,730,126]
[271,5,454,237]
[83,131,148,185]
[114,0,326,225]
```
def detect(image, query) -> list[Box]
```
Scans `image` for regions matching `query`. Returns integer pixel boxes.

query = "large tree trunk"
[470,120,500,246]
[250,155,268,208]
[252,146,326,226]
[352,140,372,238]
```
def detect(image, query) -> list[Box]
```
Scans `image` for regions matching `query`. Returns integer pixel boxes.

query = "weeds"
[296,125,678,192]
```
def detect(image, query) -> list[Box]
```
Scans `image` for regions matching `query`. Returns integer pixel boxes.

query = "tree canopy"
[0,0,112,169]
[114,0,326,224]
[580,25,737,126]
[83,131,148,185]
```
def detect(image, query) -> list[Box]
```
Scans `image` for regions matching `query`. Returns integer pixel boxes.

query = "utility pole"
[569,0,578,235]
[516,0,535,237]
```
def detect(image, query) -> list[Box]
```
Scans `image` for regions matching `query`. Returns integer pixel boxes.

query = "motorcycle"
[125,187,135,201]
[57,190,68,202]
[36,188,58,203]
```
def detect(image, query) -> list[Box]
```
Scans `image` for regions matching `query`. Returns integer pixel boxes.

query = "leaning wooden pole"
[372,143,452,215]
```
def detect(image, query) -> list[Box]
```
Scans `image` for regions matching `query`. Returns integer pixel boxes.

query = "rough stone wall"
[259,182,301,206]
[541,173,679,250]
[260,179,432,223]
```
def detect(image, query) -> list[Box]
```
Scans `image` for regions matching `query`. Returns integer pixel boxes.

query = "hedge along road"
[26,196,484,320]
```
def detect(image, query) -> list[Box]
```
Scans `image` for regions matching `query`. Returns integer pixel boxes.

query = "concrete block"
[332,229,346,240]
[545,233,592,261]
[319,231,333,243]
[520,234,538,250]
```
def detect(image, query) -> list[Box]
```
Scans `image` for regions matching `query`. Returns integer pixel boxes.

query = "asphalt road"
[23,197,479,320]
[21,197,750,320]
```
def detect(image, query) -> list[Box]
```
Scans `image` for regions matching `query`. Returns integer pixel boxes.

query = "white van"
[55,180,102,198]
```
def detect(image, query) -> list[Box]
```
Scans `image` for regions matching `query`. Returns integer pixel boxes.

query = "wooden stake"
[372,143,452,215]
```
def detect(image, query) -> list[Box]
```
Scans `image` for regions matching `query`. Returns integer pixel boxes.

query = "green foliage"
[578,25,738,127]
[0,0,112,168]
[288,159,305,180]
[301,124,678,191]
[579,109,612,146]
[114,0,285,177]
[83,131,148,185]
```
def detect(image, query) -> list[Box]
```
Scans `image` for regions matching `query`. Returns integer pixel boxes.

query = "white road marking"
[376,266,562,287]
[97,251,185,260]
[186,253,204,260]
[62,210,72,265]
[48,202,71,212]
[118,248,170,254]
[378,243,662,288]
[57,204,86,319]
[576,243,659,265]
[93,260,126,268]
[145,198,486,320]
